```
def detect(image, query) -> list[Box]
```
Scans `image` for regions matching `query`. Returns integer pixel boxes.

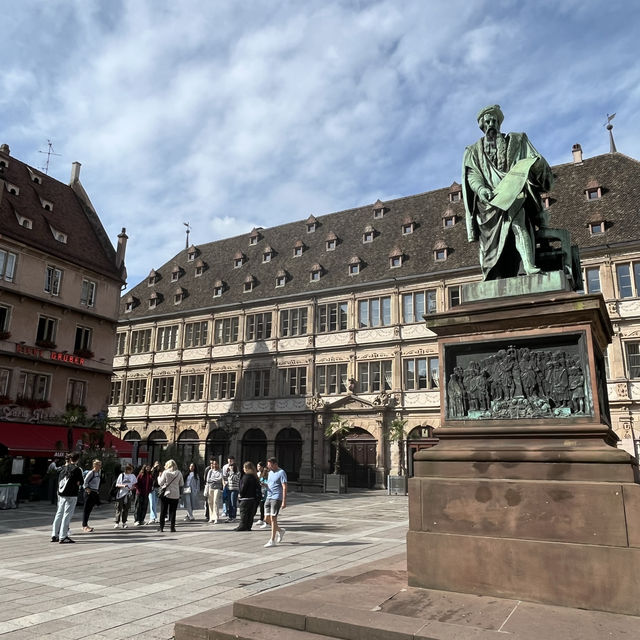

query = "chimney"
[572,144,583,164]
[116,227,128,269]
[0,144,10,155]
[70,161,81,183]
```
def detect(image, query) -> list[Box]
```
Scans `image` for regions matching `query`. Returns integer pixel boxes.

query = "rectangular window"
[616,264,632,298]
[156,325,179,351]
[626,342,640,379]
[184,321,208,348]
[402,290,437,323]
[36,316,57,345]
[317,302,348,333]
[74,326,92,352]
[130,329,152,354]
[18,372,50,401]
[448,286,461,308]
[315,364,348,395]
[246,312,273,341]
[403,357,439,390]
[0,249,17,282]
[210,372,237,400]
[125,379,147,404]
[585,267,601,294]
[0,368,11,396]
[67,379,86,406]
[180,374,205,401]
[115,333,127,356]
[279,307,308,337]
[244,369,271,398]
[110,380,122,405]
[357,360,392,393]
[151,377,175,403]
[44,266,62,295]
[0,304,10,332]
[279,367,307,396]
[214,317,239,344]
[80,279,96,307]
[358,296,391,328]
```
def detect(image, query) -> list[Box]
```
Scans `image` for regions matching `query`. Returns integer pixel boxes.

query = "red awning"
[0,422,133,458]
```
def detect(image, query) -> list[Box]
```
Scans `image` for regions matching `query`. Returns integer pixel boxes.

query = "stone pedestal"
[407,290,640,615]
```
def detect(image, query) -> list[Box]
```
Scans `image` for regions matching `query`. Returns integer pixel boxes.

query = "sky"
[3,0,640,290]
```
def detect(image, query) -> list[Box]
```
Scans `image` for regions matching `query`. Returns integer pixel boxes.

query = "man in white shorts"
[263,457,287,548]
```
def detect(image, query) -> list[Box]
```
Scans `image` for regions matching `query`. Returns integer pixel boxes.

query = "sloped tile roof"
[121,152,640,319]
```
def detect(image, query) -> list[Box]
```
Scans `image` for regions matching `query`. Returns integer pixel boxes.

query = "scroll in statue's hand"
[478,187,493,206]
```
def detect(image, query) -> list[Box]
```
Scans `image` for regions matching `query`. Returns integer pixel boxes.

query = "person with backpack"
[50,452,84,544]
[81,459,102,532]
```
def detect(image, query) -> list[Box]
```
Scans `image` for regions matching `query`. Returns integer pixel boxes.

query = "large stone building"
[109,144,640,487]
[0,144,127,460]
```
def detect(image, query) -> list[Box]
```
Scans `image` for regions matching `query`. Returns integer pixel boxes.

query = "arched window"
[177,429,200,466]
[124,430,142,467]
[241,428,267,466]
[205,428,229,466]
[147,430,168,466]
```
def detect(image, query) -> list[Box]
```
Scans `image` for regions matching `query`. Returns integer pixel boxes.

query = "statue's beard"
[486,127,497,142]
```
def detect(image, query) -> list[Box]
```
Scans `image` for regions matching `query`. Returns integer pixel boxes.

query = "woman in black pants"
[235,462,261,531]
[82,460,102,532]
[157,459,184,532]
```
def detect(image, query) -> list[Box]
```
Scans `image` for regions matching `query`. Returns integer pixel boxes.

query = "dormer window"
[449,182,462,202]
[233,251,245,268]
[0,158,8,169]
[125,301,133,313]
[5,183,19,196]
[306,215,318,233]
[244,275,255,292]
[372,199,385,219]
[402,218,415,235]
[589,221,605,235]
[443,216,456,228]
[195,259,205,277]
[275,270,287,288]
[349,257,361,276]
[149,293,159,309]
[249,228,262,245]
[15,213,32,229]
[148,270,158,286]
[310,264,322,282]
[187,246,197,261]
[362,226,375,244]
[41,199,54,212]
[171,266,181,282]
[263,246,274,263]
[293,240,305,257]
[52,229,67,244]
[174,287,185,304]
[433,241,449,261]
[325,232,338,251]
[31,173,41,184]
[213,280,224,298]
[389,247,403,268]
[585,179,602,200]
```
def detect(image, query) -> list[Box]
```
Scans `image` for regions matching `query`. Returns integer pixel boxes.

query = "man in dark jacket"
[50,452,84,544]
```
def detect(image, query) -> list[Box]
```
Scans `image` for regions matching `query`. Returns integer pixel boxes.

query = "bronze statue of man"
[462,105,554,280]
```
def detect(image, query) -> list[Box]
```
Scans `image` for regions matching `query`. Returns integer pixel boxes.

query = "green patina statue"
[462,105,554,281]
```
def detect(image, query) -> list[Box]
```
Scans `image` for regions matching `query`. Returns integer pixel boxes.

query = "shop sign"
[15,344,86,366]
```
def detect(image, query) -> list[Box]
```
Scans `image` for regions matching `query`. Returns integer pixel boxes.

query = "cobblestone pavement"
[0,490,407,639]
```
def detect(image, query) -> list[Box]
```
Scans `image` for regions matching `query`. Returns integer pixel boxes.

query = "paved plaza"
[0,490,408,639]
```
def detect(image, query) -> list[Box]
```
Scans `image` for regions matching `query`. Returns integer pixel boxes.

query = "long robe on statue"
[463,132,554,280]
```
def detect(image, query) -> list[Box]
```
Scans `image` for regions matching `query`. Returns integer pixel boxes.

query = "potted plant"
[387,417,408,495]
[323,414,351,493]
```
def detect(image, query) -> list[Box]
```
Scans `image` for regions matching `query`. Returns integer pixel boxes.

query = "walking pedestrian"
[204,459,223,523]
[182,463,200,522]
[82,459,102,532]
[263,457,287,548]
[50,452,84,544]
[256,461,269,528]
[147,461,161,524]
[235,462,261,531]
[226,463,240,522]
[113,464,137,529]
[158,459,184,532]
[134,465,153,526]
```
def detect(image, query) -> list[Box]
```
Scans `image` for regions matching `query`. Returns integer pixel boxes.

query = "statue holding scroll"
[462,105,554,281]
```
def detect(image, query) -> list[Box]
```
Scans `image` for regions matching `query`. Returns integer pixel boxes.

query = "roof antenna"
[604,113,617,153]
[184,222,191,250]
[38,139,61,174]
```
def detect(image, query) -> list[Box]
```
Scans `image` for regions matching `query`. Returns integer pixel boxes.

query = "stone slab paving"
[0,490,408,639]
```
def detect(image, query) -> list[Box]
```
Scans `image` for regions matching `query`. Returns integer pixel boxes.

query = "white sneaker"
[259,521,268,529]
[122,523,128,529]
[264,539,277,547]
[113,523,119,529]
[276,528,285,543]
[183,516,190,522]
[134,522,142,527]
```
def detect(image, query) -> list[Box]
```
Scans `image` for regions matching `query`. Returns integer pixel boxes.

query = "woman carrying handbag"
[157,460,184,532]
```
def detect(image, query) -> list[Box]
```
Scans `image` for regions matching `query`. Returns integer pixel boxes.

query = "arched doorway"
[275,428,302,481]
[406,425,438,477]
[241,428,267,466]
[330,427,377,488]
[177,429,200,467]
[205,428,229,465]
[147,430,168,466]
[124,430,142,467]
